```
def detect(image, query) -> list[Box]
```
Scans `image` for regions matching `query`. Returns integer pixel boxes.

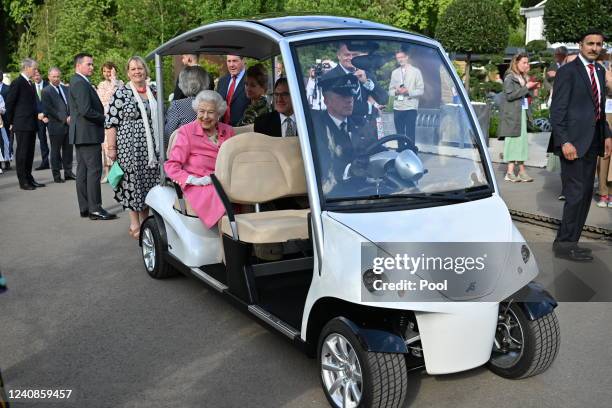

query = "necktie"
[339,121,350,141]
[587,64,600,120]
[56,86,67,106]
[284,117,296,137]
[36,84,41,99]
[223,75,237,124]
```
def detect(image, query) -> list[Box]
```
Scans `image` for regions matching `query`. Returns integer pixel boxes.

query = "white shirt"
[226,69,245,97]
[388,64,425,111]
[279,112,296,137]
[21,73,31,82]
[77,72,90,83]
[53,84,68,105]
[578,54,602,105]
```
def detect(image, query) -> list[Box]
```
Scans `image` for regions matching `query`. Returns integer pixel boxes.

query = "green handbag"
[108,161,124,189]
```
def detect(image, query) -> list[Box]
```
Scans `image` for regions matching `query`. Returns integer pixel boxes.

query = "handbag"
[108,161,124,189]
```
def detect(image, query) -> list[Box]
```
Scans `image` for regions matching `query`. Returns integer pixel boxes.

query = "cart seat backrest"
[167,129,180,157]
[233,123,254,135]
[215,132,306,204]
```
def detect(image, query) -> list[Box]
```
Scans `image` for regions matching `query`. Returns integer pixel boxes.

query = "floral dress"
[237,96,269,126]
[105,86,160,211]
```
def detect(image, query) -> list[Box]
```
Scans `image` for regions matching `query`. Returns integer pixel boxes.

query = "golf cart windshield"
[292,38,491,205]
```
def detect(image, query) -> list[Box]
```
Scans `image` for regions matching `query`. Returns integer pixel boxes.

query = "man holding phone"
[388,47,424,144]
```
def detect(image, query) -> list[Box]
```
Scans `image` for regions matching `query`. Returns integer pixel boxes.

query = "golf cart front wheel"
[488,303,560,379]
[141,217,177,279]
[318,318,408,408]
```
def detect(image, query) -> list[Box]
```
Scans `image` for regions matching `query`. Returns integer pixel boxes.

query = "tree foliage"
[543,0,612,43]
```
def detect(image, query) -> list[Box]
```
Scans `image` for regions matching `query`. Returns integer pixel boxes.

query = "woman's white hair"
[192,90,227,116]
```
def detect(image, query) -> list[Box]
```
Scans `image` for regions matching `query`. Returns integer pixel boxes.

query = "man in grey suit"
[69,53,116,220]
[42,67,74,183]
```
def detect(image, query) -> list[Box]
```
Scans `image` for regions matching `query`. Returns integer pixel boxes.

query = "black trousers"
[75,144,102,213]
[37,120,49,166]
[393,109,417,144]
[554,134,600,247]
[49,131,73,176]
[14,131,36,185]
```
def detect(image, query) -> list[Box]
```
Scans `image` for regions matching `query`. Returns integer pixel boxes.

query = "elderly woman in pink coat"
[164,90,235,228]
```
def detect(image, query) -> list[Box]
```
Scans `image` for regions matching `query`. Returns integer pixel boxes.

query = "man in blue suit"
[550,29,612,261]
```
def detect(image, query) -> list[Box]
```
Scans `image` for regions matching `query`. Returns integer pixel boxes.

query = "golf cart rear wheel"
[141,217,176,279]
[318,318,408,408]
[488,303,560,379]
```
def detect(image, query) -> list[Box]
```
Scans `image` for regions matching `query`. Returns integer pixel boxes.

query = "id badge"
[397,95,405,101]
[521,97,528,110]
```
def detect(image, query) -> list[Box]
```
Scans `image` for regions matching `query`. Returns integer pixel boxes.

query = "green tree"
[435,0,509,91]
[543,0,611,43]
[284,0,397,25]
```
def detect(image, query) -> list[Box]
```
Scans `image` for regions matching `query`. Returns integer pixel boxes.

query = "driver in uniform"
[313,72,380,195]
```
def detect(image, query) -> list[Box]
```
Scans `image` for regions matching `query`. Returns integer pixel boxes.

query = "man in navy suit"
[32,70,50,170]
[42,67,74,183]
[323,42,387,123]
[254,78,296,137]
[216,55,249,126]
[550,29,612,261]
[4,58,46,190]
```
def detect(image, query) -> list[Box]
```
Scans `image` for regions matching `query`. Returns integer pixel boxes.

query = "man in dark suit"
[216,55,249,126]
[550,29,612,261]
[42,67,74,183]
[4,58,46,190]
[312,72,379,197]
[254,78,296,137]
[0,70,12,170]
[32,70,50,170]
[323,42,388,122]
[69,53,116,220]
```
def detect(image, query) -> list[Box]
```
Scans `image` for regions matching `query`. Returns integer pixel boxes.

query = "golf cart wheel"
[488,303,560,379]
[318,318,408,408]
[141,217,176,279]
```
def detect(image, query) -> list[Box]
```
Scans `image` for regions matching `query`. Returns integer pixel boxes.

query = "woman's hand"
[526,81,539,90]
[107,148,117,162]
[186,175,212,186]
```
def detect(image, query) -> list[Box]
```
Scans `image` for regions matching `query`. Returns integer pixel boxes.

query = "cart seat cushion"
[173,196,198,217]
[220,209,310,243]
[215,132,306,204]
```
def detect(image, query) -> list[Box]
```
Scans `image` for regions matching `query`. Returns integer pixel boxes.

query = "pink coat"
[164,120,235,228]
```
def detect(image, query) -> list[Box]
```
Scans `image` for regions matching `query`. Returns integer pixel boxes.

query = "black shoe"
[64,171,76,180]
[30,180,46,188]
[2,162,11,170]
[80,210,89,218]
[573,246,592,255]
[554,249,593,262]
[54,176,65,183]
[89,209,118,221]
[35,164,50,171]
[20,183,36,190]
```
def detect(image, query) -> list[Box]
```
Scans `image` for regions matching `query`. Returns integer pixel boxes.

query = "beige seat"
[233,123,254,135]
[216,132,309,244]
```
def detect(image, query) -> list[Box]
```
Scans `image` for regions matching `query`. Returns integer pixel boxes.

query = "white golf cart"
[141,16,559,408]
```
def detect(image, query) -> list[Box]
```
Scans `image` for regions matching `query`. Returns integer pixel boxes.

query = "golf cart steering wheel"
[364,134,417,156]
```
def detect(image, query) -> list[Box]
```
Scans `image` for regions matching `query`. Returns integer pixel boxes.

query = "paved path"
[1,166,611,407]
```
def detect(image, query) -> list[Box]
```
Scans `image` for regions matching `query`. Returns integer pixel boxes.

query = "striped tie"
[587,64,600,120]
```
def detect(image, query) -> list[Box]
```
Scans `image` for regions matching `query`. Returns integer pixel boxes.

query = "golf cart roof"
[146,16,410,60]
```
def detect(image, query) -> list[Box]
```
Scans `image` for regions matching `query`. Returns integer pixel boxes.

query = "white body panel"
[301,194,538,374]
[145,186,222,267]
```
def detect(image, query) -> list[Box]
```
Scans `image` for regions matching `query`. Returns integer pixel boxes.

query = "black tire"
[488,303,560,379]
[318,318,408,408]
[140,217,177,279]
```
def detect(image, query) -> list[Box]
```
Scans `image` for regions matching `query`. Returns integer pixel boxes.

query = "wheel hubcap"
[321,333,363,408]
[490,306,525,368]
[141,227,156,272]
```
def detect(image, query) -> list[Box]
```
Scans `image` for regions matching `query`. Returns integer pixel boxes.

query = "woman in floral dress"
[97,62,124,183]
[105,57,160,239]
